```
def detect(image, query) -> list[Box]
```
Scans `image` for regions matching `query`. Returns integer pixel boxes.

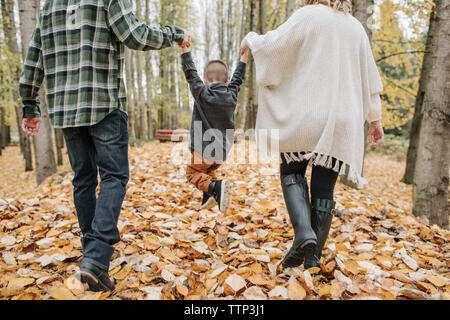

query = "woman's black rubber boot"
[280,174,317,269]
[304,198,336,272]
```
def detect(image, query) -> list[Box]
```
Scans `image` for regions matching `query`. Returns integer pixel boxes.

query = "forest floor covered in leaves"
[0,141,449,300]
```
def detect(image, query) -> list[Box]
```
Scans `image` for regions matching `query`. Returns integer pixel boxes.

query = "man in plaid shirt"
[19,0,190,292]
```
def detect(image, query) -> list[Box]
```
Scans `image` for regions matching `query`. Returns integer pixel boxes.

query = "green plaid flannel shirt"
[19,0,184,128]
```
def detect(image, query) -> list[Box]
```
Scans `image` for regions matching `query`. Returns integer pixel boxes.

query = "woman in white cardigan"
[241,0,385,271]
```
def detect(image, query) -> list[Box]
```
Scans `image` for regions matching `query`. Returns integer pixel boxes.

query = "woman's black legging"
[280,153,340,201]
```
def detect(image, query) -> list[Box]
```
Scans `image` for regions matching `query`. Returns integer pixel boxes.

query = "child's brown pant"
[186,152,222,192]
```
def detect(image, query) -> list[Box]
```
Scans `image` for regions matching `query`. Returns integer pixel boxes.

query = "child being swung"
[180,43,248,213]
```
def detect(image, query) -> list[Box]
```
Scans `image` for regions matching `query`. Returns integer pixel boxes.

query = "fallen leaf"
[268,286,288,299]
[330,280,347,299]
[7,278,35,290]
[64,276,85,295]
[243,286,267,300]
[176,285,189,296]
[49,287,77,300]
[425,275,447,287]
[288,278,306,300]
[225,274,246,293]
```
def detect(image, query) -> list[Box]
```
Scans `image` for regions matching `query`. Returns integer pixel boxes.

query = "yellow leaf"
[382,290,396,300]
[109,265,122,276]
[64,276,85,295]
[330,280,346,299]
[318,285,331,297]
[247,274,269,286]
[288,279,306,300]
[82,291,103,300]
[306,267,321,275]
[7,278,35,290]
[144,235,161,250]
[114,265,131,280]
[343,260,360,275]
[49,287,77,300]
[425,275,447,287]
[177,285,189,296]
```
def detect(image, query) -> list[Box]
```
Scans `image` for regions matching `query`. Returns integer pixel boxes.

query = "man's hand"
[368,120,384,148]
[240,38,250,56]
[181,44,191,53]
[179,29,191,48]
[22,118,42,137]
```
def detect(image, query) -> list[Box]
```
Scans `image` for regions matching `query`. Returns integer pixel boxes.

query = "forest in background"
[0,0,448,228]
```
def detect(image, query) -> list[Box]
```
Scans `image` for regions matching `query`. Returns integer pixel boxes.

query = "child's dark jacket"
[181,52,246,162]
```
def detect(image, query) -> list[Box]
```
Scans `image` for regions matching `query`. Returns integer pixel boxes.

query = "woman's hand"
[240,38,250,56]
[368,120,384,148]
[240,45,249,63]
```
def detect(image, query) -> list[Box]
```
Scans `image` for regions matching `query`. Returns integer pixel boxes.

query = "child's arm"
[228,49,248,99]
[181,49,206,103]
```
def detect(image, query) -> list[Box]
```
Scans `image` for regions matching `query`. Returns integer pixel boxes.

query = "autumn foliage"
[0,142,448,300]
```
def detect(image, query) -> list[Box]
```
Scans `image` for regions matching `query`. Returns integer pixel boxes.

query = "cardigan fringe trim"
[281,151,368,189]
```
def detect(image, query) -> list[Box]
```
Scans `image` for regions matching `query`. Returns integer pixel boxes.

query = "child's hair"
[204,60,229,83]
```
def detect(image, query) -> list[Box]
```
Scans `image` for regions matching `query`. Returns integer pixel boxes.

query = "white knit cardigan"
[244,4,383,189]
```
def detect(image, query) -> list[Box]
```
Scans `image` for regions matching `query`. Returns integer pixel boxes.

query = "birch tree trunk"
[244,0,257,131]
[135,0,147,140]
[352,0,373,41]
[217,0,225,60]
[225,0,235,68]
[1,0,33,171]
[338,0,374,188]
[235,0,248,129]
[404,2,437,184]
[18,0,57,185]
[129,51,140,138]
[412,0,449,229]
[145,0,153,140]
[203,1,212,62]
[125,48,136,144]
[286,0,295,18]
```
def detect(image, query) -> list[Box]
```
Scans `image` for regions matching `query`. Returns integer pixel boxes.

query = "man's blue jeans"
[62,110,129,271]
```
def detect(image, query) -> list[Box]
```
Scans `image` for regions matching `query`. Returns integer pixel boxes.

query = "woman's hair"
[297,0,352,14]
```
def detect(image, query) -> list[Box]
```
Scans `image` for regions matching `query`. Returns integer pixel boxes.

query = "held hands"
[240,38,250,58]
[179,29,191,53]
[240,44,249,63]
[22,118,42,136]
[368,120,384,148]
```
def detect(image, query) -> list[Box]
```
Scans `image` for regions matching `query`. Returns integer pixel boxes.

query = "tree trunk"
[54,128,64,166]
[2,0,33,171]
[0,108,10,155]
[286,0,295,18]
[18,0,57,185]
[135,0,147,140]
[217,0,225,60]
[225,0,234,67]
[33,90,57,185]
[412,0,449,229]
[129,51,140,139]
[235,0,248,130]
[403,3,436,184]
[204,0,212,62]
[124,48,136,144]
[244,0,257,131]
[352,0,373,41]
[145,0,153,140]
[338,0,374,187]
